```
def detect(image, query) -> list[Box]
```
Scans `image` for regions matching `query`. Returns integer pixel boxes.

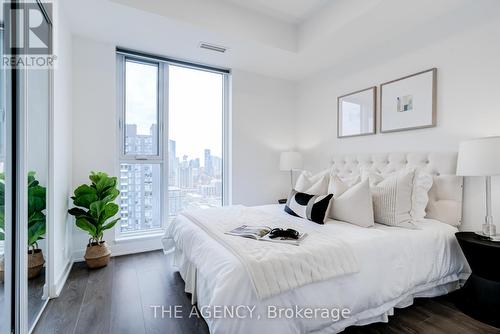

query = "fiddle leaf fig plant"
[0,172,46,251]
[27,171,47,251]
[68,172,120,245]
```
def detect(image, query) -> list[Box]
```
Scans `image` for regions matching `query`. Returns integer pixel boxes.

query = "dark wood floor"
[28,268,47,328]
[34,251,500,334]
[1,267,46,332]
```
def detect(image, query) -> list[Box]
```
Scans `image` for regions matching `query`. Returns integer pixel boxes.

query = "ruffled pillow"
[295,170,330,195]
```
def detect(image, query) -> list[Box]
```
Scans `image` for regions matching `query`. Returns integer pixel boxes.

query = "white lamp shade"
[457,136,500,176]
[280,151,303,171]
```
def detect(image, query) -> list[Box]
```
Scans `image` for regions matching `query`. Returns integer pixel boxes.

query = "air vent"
[199,42,227,53]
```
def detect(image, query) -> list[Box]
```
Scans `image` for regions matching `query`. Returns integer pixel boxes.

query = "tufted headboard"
[330,152,463,226]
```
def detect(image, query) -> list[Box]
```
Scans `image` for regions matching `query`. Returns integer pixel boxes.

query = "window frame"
[116,51,231,239]
[119,56,163,161]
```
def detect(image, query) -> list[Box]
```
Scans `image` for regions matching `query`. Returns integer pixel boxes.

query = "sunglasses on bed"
[269,228,300,240]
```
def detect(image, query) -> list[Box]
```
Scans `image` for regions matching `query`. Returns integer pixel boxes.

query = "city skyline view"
[120,122,222,232]
[125,61,223,159]
[120,61,224,233]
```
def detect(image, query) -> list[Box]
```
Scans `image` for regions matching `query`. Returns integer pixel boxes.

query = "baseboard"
[52,257,73,297]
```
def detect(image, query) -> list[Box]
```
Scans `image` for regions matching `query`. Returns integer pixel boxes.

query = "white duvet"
[163,204,468,334]
[179,206,359,300]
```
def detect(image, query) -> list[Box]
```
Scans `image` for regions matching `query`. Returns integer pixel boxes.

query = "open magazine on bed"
[225,225,307,246]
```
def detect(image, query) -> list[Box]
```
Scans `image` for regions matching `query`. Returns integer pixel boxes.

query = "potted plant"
[68,172,120,269]
[0,172,46,281]
[27,171,47,279]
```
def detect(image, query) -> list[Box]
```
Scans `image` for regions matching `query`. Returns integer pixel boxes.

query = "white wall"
[296,19,500,232]
[71,37,118,257]
[51,3,74,295]
[70,36,297,258]
[232,70,297,205]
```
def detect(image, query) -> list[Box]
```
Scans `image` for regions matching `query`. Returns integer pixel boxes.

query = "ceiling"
[221,0,329,23]
[62,0,500,81]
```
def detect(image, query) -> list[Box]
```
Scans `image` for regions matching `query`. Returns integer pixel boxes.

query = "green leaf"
[101,203,119,222]
[0,231,4,241]
[76,218,97,237]
[28,211,46,228]
[102,218,120,231]
[90,200,105,221]
[25,172,47,246]
[73,185,98,209]
[68,207,88,217]
[28,220,46,247]
[0,209,5,230]
[102,188,120,203]
[28,184,46,216]
[28,171,37,187]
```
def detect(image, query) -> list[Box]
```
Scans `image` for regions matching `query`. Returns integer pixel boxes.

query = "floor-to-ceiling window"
[168,65,224,221]
[117,51,229,236]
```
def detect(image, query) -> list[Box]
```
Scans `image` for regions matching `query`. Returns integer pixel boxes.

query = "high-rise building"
[179,155,193,189]
[212,156,222,177]
[120,125,161,232]
[168,140,179,187]
[168,186,183,217]
[204,149,213,176]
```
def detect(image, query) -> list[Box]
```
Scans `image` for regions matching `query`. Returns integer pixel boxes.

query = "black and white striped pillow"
[284,190,333,224]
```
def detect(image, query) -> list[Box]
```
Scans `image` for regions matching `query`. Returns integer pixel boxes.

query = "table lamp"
[457,136,500,237]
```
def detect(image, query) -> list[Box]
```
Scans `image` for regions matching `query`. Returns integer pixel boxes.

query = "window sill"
[114,231,165,243]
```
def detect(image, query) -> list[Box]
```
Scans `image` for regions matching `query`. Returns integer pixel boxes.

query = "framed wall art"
[380,68,437,133]
[337,86,376,138]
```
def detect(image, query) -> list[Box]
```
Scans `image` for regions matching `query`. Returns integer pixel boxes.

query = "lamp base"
[483,223,497,237]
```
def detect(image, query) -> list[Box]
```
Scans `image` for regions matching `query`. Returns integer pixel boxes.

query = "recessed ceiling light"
[199,42,227,53]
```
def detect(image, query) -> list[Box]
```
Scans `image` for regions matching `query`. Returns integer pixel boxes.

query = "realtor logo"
[3,1,55,68]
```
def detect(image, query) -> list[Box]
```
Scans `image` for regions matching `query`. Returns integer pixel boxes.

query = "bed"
[162,152,469,334]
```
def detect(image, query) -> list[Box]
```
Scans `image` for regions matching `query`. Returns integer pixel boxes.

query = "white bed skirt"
[170,248,467,334]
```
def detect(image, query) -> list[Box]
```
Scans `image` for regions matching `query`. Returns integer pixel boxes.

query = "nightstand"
[455,232,500,328]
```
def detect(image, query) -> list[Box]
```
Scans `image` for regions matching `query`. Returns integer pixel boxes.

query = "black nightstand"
[455,232,500,328]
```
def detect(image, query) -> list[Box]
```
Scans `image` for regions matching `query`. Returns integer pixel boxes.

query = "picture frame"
[380,68,437,133]
[337,86,376,138]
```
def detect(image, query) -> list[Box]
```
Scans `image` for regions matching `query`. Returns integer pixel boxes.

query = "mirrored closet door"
[25,2,52,331]
[0,0,11,332]
[1,1,53,332]
[26,31,51,333]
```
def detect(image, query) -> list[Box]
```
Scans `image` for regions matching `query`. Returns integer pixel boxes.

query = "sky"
[126,62,223,164]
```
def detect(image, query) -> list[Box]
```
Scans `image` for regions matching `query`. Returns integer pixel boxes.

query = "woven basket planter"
[0,255,4,283]
[28,249,45,279]
[85,241,111,269]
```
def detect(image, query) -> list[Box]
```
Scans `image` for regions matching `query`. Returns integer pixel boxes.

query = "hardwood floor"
[1,267,46,332]
[34,251,500,334]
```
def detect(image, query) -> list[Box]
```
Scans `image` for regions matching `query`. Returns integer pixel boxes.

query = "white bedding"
[162,204,468,334]
[179,206,359,299]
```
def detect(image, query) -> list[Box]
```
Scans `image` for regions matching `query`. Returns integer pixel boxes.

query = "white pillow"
[363,169,417,228]
[295,170,329,195]
[328,176,374,228]
[411,170,433,221]
[361,168,433,222]
[327,170,360,195]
